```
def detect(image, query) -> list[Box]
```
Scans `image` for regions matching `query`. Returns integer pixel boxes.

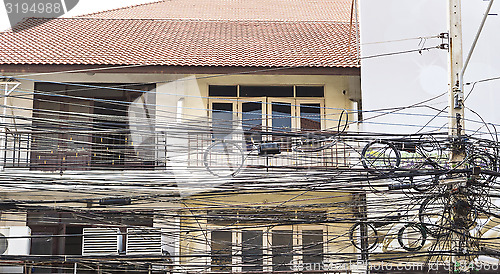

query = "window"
[208,85,324,98]
[302,230,324,265]
[209,227,326,272]
[272,230,294,271]
[32,82,156,170]
[241,101,263,144]
[211,230,232,272]
[211,102,235,139]
[208,85,325,141]
[296,86,324,97]
[300,104,322,131]
[242,231,264,272]
[240,86,294,97]
[209,85,237,97]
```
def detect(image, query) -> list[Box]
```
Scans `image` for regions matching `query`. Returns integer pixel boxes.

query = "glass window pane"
[242,231,263,272]
[302,230,323,265]
[211,231,232,272]
[209,85,237,97]
[296,86,324,97]
[300,104,321,131]
[212,103,234,139]
[272,103,292,131]
[240,86,293,97]
[272,230,293,271]
[242,102,262,145]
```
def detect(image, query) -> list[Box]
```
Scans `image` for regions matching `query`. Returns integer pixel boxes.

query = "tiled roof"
[0,18,359,68]
[83,0,354,22]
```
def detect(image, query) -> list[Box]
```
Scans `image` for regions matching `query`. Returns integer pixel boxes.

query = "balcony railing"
[0,130,351,172]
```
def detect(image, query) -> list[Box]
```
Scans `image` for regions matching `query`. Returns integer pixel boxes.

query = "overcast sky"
[0,0,156,31]
[1,0,499,137]
[360,0,500,136]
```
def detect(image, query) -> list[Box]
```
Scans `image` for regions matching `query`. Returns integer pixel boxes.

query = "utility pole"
[448,0,465,163]
[447,1,464,273]
[446,1,496,272]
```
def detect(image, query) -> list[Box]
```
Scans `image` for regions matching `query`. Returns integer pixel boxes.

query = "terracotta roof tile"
[0,18,359,68]
[83,0,354,22]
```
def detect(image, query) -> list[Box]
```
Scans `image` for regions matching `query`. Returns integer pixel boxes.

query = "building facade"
[0,0,362,272]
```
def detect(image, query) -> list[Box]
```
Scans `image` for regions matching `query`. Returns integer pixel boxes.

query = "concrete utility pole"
[447,1,464,272]
[446,1,496,273]
[448,0,465,163]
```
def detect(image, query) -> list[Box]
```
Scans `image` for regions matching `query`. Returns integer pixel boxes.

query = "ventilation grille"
[126,228,162,255]
[82,228,119,256]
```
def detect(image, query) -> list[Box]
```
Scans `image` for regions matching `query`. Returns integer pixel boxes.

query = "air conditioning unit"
[0,226,31,274]
[82,228,121,256]
[126,228,162,255]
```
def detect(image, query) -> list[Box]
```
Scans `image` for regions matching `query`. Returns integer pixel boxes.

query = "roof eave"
[0,64,360,76]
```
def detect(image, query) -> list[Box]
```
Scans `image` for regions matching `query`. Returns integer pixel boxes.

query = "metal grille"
[126,228,162,255]
[82,228,120,256]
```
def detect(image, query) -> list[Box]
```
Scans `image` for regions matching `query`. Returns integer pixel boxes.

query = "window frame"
[208,96,325,134]
[296,99,326,131]
[208,224,327,272]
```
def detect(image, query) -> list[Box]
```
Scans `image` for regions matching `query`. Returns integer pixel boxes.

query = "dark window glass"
[212,103,233,112]
[240,86,293,97]
[209,85,237,97]
[271,102,292,149]
[211,231,232,272]
[242,231,263,272]
[300,104,321,131]
[212,103,234,139]
[65,226,83,255]
[271,103,292,132]
[296,86,324,97]
[272,230,293,271]
[242,102,263,145]
[302,230,323,265]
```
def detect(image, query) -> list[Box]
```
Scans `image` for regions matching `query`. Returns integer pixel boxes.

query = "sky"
[1,0,499,137]
[360,0,500,136]
[0,0,156,31]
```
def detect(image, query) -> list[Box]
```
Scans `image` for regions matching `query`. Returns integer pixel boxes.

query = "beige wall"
[0,72,361,264]
[0,212,27,226]
[6,72,360,130]
[195,74,360,130]
[179,191,358,270]
[0,71,360,214]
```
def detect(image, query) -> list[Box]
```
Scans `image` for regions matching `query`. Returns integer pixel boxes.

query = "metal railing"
[1,130,350,171]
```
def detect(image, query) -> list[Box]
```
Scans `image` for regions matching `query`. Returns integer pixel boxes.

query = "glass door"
[209,100,237,140]
[267,98,296,149]
[267,98,296,132]
[297,100,324,132]
[238,98,264,147]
